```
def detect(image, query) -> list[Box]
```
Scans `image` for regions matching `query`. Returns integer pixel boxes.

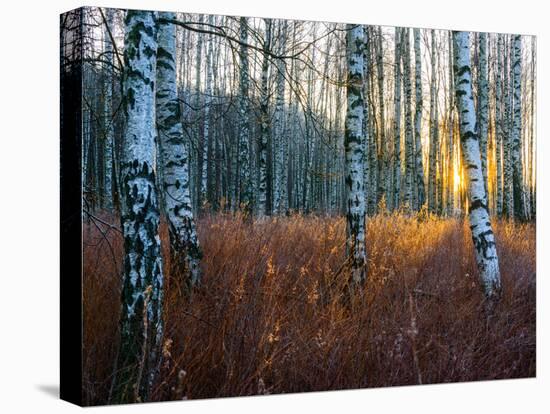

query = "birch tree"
[477,32,489,194]
[375,27,387,206]
[511,34,526,220]
[392,27,402,211]
[530,36,536,218]
[495,34,504,215]
[200,15,214,206]
[447,31,455,215]
[193,15,204,209]
[414,28,426,209]
[453,31,501,300]
[428,29,439,213]
[102,7,114,209]
[402,29,415,211]
[273,21,288,214]
[112,10,164,403]
[257,19,272,217]
[502,37,514,218]
[237,17,252,212]
[366,27,379,215]
[362,28,371,212]
[157,12,202,288]
[345,24,367,285]
[79,11,536,225]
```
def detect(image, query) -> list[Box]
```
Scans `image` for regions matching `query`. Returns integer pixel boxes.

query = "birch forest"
[61,7,536,405]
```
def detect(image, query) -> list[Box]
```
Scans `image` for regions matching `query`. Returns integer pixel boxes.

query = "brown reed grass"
[82,211,536,405]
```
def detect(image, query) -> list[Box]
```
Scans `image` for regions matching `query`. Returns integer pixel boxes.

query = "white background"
[0,0,547,412]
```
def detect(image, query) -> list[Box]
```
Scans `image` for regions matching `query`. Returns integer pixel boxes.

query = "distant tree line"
[78,9,536,221]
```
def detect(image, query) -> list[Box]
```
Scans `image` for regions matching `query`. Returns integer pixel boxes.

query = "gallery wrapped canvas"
[60,6,536,406]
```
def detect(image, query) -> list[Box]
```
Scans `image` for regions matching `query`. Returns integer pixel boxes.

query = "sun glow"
[454,171,461,188]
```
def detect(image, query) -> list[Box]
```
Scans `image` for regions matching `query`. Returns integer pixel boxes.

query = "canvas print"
[60,6,536,406]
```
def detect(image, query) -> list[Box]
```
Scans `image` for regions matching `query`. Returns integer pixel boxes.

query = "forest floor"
[82,212,536,405]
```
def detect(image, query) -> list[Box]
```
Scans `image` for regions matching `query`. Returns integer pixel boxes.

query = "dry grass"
[82,212,536,405]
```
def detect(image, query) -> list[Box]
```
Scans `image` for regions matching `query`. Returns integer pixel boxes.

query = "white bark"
[402,29,414,211]
[363,28,371,211]
[193,15,203,210]
[200,15,214,205]
[503,37,514,217]
[375,27,387,206]
[477,33,489,195]
[157,12,202,287]
[258,19,272,217]
[102,7,114,209]
[495,34,504,215]
[237,17,252,211]
[447,31,455,216]
[366,27,378,215]
[392,27,402,211]
[414,28,426,209]
[453,31,501,299]
[273,21,288,214]
[511,34,525,220]
[428,29,438,213]
[345,24,367,284]
[114,10,164,403]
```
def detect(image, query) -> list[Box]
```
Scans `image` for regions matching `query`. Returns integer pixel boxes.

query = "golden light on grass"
[82,211,536,404]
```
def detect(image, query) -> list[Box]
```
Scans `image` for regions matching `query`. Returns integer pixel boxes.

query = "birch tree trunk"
[503,37,514,218]
[428,29,438,213]
[477,32,489,195]
[302,26,318,213]
[453,31,501,300]
[362,29,371,212]
[366,27,378,215]
[193,16,203,210]
[402,29,414,211]
[258,19,272,217]
[102,7,114,209]
[511,34,526,220]
[392,27,402,211]
[157,12,202,288]
[273,21,288,214]
[446,31,456,216]
[414,28,426,210]
[530,36,536,218]
[200,15,214,206]
[112,10,164,404]
[495,34,504,216]
[345,24,367,285]
[237,17,252,212]
[375,27,387,207]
